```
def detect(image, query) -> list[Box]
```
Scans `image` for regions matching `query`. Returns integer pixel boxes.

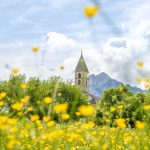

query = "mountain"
[89,72,143,98]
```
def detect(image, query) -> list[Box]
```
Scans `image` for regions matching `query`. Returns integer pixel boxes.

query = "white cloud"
[46,32,76,52]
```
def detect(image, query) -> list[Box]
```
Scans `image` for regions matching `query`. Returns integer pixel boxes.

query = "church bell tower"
[75,51,89,94]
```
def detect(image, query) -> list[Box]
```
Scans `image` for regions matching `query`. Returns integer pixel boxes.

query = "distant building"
[74,51,99,104]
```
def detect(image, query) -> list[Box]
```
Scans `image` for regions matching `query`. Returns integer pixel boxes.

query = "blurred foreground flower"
[20,83,27,89]
[137,61,144,67]
[43,116,51,122]
[135,121,145,129]
[115,118,126,128]
[75,112,81,116]
[0,101,4,106]
[79,105,95,116]
[136,77,142,83]
[47,120,55,127]
[54,103,68,113]
[61,114,70,120]
[60,65,65,70]
[27,107,33,112]
[44,97,52,104]
[11,102,24,111]
[144,105,150,110]
[0,92,7,100]
[20,96,30,103]
[110,107,116,112]
[83,5,99,18]
[32,47,39,52]
[11,68,20,75]
[30,115,39,121]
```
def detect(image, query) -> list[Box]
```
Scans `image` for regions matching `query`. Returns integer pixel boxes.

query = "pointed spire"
[81,50,83,57]
[75,50,89,73]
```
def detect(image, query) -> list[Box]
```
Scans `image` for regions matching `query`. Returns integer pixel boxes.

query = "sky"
[0,0,150,88]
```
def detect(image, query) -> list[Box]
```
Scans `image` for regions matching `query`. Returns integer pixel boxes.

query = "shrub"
[0,75,88,120]
[95,84,149,128]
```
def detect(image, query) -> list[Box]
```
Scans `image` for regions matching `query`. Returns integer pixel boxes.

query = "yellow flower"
[60,65,65,70]
[136,77,142,83]
[43,116,51,122]
[137,61,144,67]
[135,121,145,129]
[20,96,30,103]
[44,97,52,104]
[0,92,7,100]
[7,118,18,125]
[110,107,116,112]
[30,115,39,121]
[27,107,33,112]
[0,101,4,106]
[32,47,39,52]
[83,5,99,18]
[79,105,95,116]
[11,68,19,75]
[61,114,70,120]
[123,136,131,143]
[115,118,126,128]
[20,83,27,89]
[18,112,23,116]
[118,105,124,109]
[145,79,150,83]
[11,102,24,111]
[144,105,150,110]
[99,131,105,136]
[47,120,55,127]
[144,83,150,89]
[75,112,81,116]
[54,103,68,113]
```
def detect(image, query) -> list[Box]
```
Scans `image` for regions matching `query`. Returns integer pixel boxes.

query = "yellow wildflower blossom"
[123,135,131,143]
[79,105,95,116]
[7,118,18,125]
[30,115,39,121]
[144,83,150,89]
[43,116,51,122]
[0,92,7,100]
[20,96,30,103]
[137,61,144,67]
[118,105,124,109]
[83,5,99,18]
[144,105,150,110]
[99,131,105,136]
[136,77,142,83]
[11,68,19,75]
[47,120,55,127]
[61,114,70,120]
[11,102,24,111]
[17,112,22,116]
[32,47,39,52]
[20,83,27,89]
[54,103,68,114]
[44,97,52,104]
[75,112,81,116]
[0,101,4,106]
[135,121,145,129]
[60,65,65,70]
[115,118,126,128]
[27,107,33,112]
[110,107,116,112]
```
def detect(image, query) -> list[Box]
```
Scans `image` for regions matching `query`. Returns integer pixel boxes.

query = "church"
[74,51,99,104]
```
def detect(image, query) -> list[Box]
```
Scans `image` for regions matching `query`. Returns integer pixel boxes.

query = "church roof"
[75,51,89,73]
[89,94,100,104]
